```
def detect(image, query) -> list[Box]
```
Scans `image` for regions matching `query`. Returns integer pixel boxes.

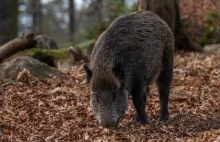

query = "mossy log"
[0,34,36,62]
[28,48,69,67]
[1,46,87,72]
[30,47,87,72]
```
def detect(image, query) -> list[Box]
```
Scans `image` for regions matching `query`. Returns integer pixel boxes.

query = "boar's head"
[84,64,128,128]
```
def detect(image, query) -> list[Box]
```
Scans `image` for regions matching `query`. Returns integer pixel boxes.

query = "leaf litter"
[0,52,219,142]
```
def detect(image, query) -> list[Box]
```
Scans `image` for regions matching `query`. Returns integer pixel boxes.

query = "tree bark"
[0,34,36,62]
[0,0,18,45]
[139,0,203,52]
[96,0,103,21]
[138,0,147,10]
[30,0,42,34]
[69,0,75,37]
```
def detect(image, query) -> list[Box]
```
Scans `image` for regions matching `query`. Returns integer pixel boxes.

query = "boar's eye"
[112,62,125,87]
[113,92,117,102]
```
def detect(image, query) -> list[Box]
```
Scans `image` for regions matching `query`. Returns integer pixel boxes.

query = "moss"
[201,26,215,45]
[206,11,219,25]
[28,48,69,61]
[201,11,219,46]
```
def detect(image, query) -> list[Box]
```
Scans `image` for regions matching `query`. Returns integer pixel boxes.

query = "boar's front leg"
[131,80,150,125]
[132,87,149,123]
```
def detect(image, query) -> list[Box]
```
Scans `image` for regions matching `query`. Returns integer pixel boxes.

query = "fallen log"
[0,34,36,62]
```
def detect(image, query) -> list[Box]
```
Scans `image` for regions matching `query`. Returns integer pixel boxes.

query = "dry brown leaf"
[0,52,219,141]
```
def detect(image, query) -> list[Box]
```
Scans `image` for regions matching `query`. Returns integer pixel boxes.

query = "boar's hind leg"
[157,64,173,122]
[131,81,150,125]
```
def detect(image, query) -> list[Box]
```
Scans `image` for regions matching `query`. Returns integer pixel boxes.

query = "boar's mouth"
[96,114,121,128]
[97,119,120,128]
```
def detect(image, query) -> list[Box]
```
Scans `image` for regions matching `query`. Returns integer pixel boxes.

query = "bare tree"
[69,0,75,37]
[30,0,42,34]
[96,0,103,21]
[106,0,126,21]
[139,0,203,52]
[0,0,18,45]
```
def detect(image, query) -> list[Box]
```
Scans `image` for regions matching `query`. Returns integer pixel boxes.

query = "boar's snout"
[90,89,129,128]
[98,116,120,128]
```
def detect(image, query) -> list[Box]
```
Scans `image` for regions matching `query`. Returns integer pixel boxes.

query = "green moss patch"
[28,48,69,61]
[201,11,220,46]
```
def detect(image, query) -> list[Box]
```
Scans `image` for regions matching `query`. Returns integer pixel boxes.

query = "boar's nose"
[98,117,119,128]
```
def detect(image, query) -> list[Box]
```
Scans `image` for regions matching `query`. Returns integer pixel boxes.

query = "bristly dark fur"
[84,10,174,127]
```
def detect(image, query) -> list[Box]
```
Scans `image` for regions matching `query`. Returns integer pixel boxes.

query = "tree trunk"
[138,0,147,10]
[30,0,42,34]
[139,0,203,52]
[69,0,75,37]
[96,0,103,21]
[106,0,125,22]
[0,0,18,45]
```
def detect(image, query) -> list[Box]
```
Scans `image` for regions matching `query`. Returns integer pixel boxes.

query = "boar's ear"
[112,62,125,88]
[83,64,92,84]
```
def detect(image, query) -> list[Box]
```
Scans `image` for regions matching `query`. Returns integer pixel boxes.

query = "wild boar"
[84,10,174,128]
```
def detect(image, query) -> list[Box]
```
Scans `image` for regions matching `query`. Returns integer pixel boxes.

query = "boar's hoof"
[132,113,150,125]
[159,115,169,122]
[132,113,140,122]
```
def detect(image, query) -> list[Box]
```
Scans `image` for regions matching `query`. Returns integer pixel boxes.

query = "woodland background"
[0,0,220,48]
[0,0,220,141]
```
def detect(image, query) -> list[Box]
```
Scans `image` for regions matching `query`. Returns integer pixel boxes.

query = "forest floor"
[0,52,219,142]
